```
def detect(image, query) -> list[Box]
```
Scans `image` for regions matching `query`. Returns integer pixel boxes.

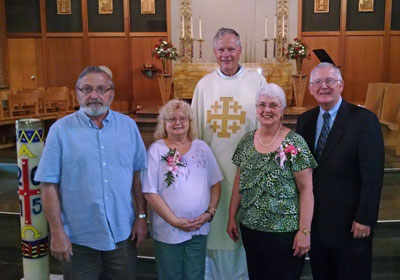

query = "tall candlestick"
[264,16,268,39]
[181,16,184,37]
[191,17,193,38]
[199,17,202,40]
[282,14,285,37]
[274,15,277,38]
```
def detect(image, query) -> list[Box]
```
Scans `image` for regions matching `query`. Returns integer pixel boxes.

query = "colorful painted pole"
[16,119,49,280]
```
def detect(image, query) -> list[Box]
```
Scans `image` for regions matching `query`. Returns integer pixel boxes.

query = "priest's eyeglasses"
[166,116,188,123]
[78,85,114,95]
[310,78,342,89]
[256,102,282,110]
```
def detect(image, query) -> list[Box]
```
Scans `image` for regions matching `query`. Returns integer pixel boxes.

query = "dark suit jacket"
[296,100,384,248]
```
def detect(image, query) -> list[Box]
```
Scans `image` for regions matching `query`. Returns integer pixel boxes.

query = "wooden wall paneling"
[34,38,46,87]
[89,37,131,105]
[298,35,340,107]
[131,36,168,108]
[383,0,393,81]
[389,35,400,82]
[124,0,134,111]
[0,0,9,87]
[81,0,90,66]
[166,0,171,41]
[39,0,48,87]
[7,38,38,88]
[47,38,85,89]
[344,35,385,103]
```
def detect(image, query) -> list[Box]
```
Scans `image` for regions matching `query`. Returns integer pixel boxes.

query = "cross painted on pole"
[207,97,246,138]
[18,159,40,225]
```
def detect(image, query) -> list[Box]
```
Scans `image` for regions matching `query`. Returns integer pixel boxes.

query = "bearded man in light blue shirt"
[35,66,148,279]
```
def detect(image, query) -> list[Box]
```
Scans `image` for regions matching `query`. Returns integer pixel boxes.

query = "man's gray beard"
[81,105,109,116]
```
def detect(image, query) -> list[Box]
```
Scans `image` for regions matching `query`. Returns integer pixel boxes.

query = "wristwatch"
[301,229,311,236]
[137,213,147,219]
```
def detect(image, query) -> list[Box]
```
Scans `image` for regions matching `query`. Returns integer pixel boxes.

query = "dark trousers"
[63,239,137,280]
[240,224,305,280]
[309,230,373,280]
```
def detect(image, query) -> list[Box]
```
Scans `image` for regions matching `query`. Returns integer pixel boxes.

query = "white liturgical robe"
[192,66,267,250]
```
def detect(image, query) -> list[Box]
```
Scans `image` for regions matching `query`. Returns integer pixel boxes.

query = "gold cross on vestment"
[207,97,246,138]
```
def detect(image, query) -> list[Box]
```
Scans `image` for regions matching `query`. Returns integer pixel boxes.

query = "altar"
[173,62,293,104]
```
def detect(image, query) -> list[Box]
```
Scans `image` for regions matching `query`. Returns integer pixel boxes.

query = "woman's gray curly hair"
[154,99,198,141]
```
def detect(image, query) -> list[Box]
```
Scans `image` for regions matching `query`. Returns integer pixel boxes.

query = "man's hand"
[131,218,148,248]
[50,230,72,262]
[351,221,371,239]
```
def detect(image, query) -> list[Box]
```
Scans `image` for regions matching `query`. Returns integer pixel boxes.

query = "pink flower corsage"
[275,144,301,168]
[161,148,187,187]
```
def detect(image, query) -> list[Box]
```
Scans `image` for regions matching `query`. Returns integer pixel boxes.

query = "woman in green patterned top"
[227,83,317,280]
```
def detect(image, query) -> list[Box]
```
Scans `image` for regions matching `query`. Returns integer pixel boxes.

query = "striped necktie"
[315,112,331,159]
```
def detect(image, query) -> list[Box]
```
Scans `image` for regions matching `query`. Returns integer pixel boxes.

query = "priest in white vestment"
[191,28,267,280]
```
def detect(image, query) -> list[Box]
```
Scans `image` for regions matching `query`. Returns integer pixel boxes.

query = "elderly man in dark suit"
[296,62,384,280]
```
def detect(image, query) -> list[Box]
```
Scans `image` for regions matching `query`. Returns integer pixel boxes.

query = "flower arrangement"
[275,144,301,168]
[161,148,187,187]
[286,38,310,60]
[152,39,178,60]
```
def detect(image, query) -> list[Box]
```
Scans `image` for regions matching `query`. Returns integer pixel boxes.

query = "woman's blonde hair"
[154,99,198,141]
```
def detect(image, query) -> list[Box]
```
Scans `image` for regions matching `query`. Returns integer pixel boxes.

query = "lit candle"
[181,16,184,37]
[264,16,268,39]
[190,16,193,39]
[199,17,202,40]
[282,14,285,37]
[274,15,277,38]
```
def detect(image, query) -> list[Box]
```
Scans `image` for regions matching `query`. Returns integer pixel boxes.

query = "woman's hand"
[227,218,240,242]
[172,217,199,232]
[292,230,310,257]
[193,212,212,228]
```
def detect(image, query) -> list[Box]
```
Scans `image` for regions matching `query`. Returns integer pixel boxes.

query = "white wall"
[171,0,298,63]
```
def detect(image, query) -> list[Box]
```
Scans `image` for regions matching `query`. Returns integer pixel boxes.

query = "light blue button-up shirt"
[35,109,147,250]
[314,97,342,150]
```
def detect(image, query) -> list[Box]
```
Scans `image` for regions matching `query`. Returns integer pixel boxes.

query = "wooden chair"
[15,90,45,113]
[46,86,69,92]
[364,83,392,118]
[43,90,70,114]
[0,91,11,119]
[379,84,400,148]
[8,93,40,117]
[17,87,45,94]
[70,90,79,111]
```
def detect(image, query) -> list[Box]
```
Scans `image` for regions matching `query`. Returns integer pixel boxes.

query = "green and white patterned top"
[232,130,317,233]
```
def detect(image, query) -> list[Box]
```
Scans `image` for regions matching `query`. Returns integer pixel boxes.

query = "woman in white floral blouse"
[227,84,317,280]
[141,99,222,280]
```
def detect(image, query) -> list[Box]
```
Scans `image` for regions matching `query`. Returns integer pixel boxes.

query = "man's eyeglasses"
[77,85,113,95]
[256,102,282,110]
[310,78,342,89]
[166,117,188,123]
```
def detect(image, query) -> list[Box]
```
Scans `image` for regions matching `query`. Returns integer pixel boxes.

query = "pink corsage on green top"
[161,148,187,187]
[275,144,301,168]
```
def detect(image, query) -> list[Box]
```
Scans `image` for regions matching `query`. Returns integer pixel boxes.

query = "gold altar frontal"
[173,62,293,103]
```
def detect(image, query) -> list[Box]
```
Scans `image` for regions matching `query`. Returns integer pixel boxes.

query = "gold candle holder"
[196,39,205,63]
